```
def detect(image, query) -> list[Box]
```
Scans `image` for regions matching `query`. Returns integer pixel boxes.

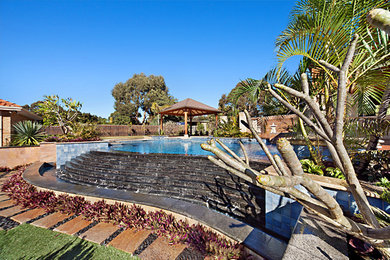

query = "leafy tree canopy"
[24,100,106,124]
[111,73,176,125]
[37,95,82,134]
[218,82,261,117]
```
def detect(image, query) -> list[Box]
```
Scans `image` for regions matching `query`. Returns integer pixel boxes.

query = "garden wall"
[0,146,40,168]
[239,113,298,139]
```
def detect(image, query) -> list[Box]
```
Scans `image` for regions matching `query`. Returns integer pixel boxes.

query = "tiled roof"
[0,99,21,108]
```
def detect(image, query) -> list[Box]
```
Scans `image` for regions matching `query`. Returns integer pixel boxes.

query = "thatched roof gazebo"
[159,98,221,136]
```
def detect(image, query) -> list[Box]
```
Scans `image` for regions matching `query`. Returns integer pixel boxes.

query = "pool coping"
[23,161,287,260]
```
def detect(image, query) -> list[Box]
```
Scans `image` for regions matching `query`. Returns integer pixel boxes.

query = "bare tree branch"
[267,86,331,142]
[242,110,283,176]
[319,60,341,73]
[239,141,249,165]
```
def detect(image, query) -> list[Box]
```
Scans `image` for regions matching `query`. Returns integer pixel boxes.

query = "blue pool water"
[110,136,317,161]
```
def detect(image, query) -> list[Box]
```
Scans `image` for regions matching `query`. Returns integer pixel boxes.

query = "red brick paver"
[0,205,25,217]
[31,212,73,229]
[54,215,93,235]
[108,228,151,254]
[80,222,119,245]
[11,208,47,223]
[138,237,187,260]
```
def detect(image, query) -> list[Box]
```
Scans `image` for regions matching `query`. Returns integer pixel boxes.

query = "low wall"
[0,146,40,168]
[0,141,108,169]
[56,141,109,169]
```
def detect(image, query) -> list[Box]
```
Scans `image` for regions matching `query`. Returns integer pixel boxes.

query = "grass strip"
[0,224,139,259]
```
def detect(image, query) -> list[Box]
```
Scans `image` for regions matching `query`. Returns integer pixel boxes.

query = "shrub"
[12,121,46,146]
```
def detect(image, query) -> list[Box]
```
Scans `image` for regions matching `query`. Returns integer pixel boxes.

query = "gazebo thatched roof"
[159,98,221,116]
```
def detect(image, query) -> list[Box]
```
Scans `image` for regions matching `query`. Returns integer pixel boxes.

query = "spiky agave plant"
[12,121,46,146]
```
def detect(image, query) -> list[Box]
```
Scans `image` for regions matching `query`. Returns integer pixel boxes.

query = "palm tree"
[276,0,390,117]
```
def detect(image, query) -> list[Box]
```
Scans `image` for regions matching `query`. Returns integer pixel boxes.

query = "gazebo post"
[184,111,188,136]
[215,114,218,128]
[189,115,193,136]
[160,114,163,135]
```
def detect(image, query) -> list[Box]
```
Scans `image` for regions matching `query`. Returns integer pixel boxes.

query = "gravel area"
[133,233,158,256]
[0,216,19,230]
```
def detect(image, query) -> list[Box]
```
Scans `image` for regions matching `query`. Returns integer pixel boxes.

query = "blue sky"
[0,0,296,118]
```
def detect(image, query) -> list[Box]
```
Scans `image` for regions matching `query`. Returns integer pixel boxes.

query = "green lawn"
[0,224,138,259]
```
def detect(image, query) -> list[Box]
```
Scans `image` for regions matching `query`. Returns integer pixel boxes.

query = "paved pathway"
[0,172,205,259]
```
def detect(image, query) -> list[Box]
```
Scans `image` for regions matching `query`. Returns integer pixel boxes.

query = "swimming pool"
[110,136,315,161]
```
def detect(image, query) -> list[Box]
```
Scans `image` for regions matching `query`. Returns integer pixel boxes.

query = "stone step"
[54,215,93,235]
[0,195,9,201]
[72,157,225,177]
[63,164,231,190]
[0,205,26,217]
[138,236,187,260]
[11,208,47,223]
[79,222,119,245]
[60,170,245,202]
[31,212,73,229]
[0,199,15,209]
[108,228,151,254]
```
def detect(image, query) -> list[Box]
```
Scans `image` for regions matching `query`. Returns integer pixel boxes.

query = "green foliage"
[38,95,82,135]
[353,150,390,182]
[277,0,390,117]
[12,121,46,146]
[218,81,261,117]
[22,101,45,117]
[300,159,324,176]
[196,122,205,134]
[344,117,390,151]
[376,177,390,204]
[78,112,107,124]
[376,177,390,189]
[325,167,346,180]
[70,122,101,140]
[111,73,176,125]
[300,159,346,180]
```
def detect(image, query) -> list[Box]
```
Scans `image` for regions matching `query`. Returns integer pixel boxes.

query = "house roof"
[0,98,42,121]
[159,98,221,116]
[0,99,22,111]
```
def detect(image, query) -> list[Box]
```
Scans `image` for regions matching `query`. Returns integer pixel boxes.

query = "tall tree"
[218,82,260,117]
[111,73,176,125]
[38,95,82,134]
[202,36,390,256]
